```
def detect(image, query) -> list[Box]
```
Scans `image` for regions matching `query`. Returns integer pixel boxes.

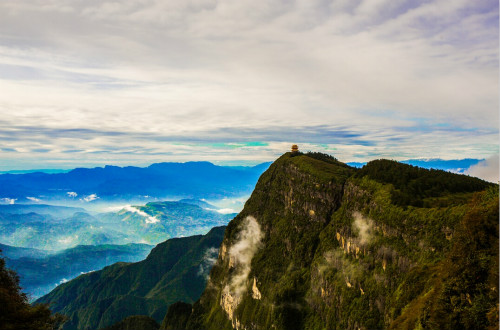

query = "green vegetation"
[101,315,159,330]
[355,159,493,207]
[160,153,498,330]
[36,226,226,330]
[0,252,64,330]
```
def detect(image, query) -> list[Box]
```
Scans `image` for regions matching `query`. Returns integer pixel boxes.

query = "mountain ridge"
[0,161,271,203]
[160,152,497,330]
[36,226,226,330]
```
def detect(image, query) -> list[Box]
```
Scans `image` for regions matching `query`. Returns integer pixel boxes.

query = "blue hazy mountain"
[0,204,86,219]
[0,161,272,203]
[0,211,131,250]
[2,243,153,300]
[0,243,51,259]
[98,201,236,245]
[0,200,235,250]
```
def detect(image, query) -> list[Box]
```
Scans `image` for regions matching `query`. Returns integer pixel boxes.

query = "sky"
[0,0,498,174]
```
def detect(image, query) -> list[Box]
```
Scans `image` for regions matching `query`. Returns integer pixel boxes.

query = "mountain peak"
[161,154,498,330]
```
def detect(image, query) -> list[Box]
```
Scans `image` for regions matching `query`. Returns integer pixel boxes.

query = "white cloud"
[26,196,41,202]
[0,198,16,204]
[81,194,99,202]
[205,207,237,214]
[227,216,263,296]
[67,191,78,197]
[352,212,374,245]
[123,205,160,224]
[0,1,496,167]
[466,154,499,183]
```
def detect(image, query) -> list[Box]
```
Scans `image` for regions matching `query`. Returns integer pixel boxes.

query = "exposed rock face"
[161,153,498,330]
[251,278,261,300]
[220,290,240,328]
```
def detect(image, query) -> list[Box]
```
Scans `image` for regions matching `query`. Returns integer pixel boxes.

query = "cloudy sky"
[0,0,498,171]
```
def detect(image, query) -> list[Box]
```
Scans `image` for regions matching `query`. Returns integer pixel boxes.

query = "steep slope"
[101,315,160,330]
[36,226,226,330]
[161,152,497,330]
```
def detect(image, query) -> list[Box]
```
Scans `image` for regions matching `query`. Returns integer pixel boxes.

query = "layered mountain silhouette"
[36,226,226,330]
[25,152,498,330]
[0,161,271,202]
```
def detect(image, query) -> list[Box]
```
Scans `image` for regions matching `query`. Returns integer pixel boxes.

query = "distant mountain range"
[2,243,153,300]
[0,200,234,251]
[36,226,226,330]
[0,161,272,204]
[0,199,234,300]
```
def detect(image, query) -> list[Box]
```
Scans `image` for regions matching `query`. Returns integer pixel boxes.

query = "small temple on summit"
[291,144,299,153]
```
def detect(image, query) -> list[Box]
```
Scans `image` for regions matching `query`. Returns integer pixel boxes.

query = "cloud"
[67,191,78,197]
[81,194,99,202]
[227,216,263,296]
[0,198,16,204]
[0,1,496,168]
[197,247,219,278]
[205,207,237,214]
[26,196,41,202]
[465,154,499,183]
[123,205,160,224]
[352,212,374,245]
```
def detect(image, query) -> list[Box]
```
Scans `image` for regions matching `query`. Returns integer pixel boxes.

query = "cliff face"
[162,153,498,330]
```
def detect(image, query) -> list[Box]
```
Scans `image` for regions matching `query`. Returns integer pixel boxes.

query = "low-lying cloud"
[81,194,99,202]
[197,247,219,279]
[466,154,499,183]
[227,216,263,296]
[123,205,160,224]
[205,207,237,214]
[0,198,16,204]
[352,212,374,245]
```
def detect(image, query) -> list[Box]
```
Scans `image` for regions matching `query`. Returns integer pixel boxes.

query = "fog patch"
[323,250,363,285]
[227,216,263,297]
[352,212,374,245]
[205,207,237,214]
[197,247,219,278]
[123,205,160,224]
[466,154,499,183]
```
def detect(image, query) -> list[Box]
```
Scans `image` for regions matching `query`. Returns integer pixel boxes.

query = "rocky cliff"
[161,152,498,330]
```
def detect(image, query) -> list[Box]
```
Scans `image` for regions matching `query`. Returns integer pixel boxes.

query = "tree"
[0,252,65,330]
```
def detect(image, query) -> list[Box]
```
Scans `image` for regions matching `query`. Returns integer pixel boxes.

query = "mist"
[227,216,263,296]
[352,212,374,245]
